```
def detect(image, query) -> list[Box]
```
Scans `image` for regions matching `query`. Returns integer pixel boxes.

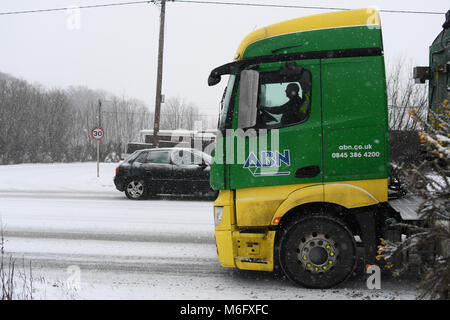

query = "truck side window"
[257,69,312,129]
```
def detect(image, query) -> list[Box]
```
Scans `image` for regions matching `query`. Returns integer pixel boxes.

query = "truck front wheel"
[278,215,356,288]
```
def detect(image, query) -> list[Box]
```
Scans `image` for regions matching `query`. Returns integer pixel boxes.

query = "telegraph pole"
[152,0,166,147]
[97,99,102,177]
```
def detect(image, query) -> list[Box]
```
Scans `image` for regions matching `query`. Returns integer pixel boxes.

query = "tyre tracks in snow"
[0,191,220,276]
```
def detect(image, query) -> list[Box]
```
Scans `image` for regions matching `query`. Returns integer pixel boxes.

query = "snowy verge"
[0,162,118,193]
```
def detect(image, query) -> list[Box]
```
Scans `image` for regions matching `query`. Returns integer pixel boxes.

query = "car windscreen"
[124,150,141,163]
[134,151,149,163]
[200,152,212,165]
[191,150,212,165]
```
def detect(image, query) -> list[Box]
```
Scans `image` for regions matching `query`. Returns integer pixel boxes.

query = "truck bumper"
[215,230,235,268]
[214,190,276,271]
[214,229,276,271]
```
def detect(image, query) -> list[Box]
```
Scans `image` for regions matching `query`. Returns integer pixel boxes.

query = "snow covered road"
[0,163,420,299]
[0,191,223,299]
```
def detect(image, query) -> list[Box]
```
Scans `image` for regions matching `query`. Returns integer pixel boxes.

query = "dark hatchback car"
[114,148,214,199]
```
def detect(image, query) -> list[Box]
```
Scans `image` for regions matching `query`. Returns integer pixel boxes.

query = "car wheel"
[278,215,356,289]
[125,179,147,200]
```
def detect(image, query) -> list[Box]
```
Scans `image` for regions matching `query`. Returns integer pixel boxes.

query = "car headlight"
[214,206,224,226]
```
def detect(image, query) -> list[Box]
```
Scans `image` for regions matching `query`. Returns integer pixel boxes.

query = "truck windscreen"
[219,75,236,130]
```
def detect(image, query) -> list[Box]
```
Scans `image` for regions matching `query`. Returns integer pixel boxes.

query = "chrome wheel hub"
[297,233,339,273]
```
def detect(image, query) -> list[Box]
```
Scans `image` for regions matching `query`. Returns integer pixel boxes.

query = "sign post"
[91,127,105,177]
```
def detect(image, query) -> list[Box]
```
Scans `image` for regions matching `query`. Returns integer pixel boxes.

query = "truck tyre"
[125,179,147,200]
[278,215,356,288]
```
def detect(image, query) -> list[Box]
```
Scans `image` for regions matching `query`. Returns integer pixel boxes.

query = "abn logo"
[243,150,291,177]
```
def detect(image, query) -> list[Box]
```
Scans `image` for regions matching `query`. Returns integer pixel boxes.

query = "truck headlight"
[214,206,224,226]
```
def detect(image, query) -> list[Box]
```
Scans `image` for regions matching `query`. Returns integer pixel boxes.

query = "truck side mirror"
[238,69,259,129]
[208,74,221,86]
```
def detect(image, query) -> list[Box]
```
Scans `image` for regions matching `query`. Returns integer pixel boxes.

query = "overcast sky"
[1,0,448,119]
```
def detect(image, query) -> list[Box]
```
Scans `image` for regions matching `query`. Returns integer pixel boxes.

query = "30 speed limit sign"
[91,127,105,140]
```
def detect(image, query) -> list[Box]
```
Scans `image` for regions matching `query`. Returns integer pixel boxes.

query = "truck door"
[228,59,322,190]
[321,56,389,183]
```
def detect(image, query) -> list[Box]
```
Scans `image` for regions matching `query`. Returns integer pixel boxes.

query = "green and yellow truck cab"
[207,9,447,288]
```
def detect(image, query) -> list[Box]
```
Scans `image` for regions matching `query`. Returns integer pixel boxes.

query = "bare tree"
[1,223,35,300]
[0,73,156,164]
[159,96,203,130]
[387,57,428,131]
[379,99,449,300]
[387,58,429,165]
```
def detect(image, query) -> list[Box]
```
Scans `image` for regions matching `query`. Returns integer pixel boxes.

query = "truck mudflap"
[388,195,423,221]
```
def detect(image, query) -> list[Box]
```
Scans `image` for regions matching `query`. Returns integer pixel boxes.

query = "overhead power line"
[175,1,446,15]
[0,0,446,16]
[0,1,155,16]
